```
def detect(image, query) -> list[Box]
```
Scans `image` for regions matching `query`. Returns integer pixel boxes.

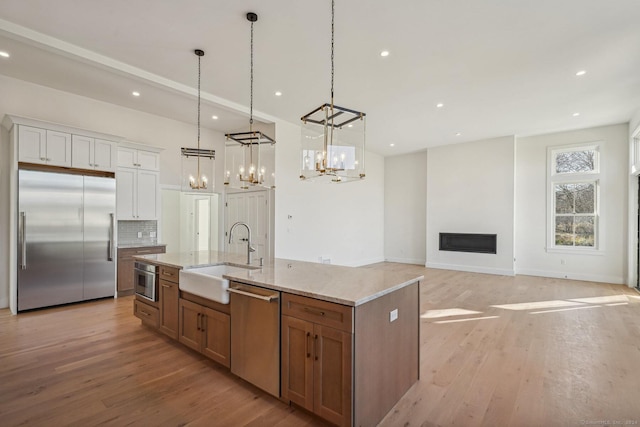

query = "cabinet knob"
[40,157,46,161]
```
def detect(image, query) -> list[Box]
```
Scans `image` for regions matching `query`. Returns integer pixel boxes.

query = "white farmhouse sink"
[179,264,250,304]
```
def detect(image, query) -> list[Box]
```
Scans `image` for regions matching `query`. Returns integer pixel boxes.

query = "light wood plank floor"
[1,264,639,426]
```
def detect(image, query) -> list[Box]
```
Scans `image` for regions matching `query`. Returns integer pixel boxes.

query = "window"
[548,144,600,251]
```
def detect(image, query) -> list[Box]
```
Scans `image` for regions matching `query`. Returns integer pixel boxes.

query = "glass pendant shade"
[181,148,215,193]
[224,131,275,189]
[300,103,366,182]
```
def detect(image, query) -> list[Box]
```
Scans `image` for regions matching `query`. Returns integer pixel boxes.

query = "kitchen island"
[133,251,423,427]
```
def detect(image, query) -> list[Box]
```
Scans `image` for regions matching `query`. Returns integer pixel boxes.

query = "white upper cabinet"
[116,167,159,220]
[72,135,116,172]
[118,147,160,171]
[18,125,71,167]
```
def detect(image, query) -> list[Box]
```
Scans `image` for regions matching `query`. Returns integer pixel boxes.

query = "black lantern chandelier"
[181,49,215,192]
[225,12,276,189]
[300,0,366,183]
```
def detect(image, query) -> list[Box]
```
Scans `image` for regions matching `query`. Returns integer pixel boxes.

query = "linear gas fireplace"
[439,233,497,254]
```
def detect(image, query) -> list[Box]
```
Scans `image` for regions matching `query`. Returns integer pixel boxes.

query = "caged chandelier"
[224,12,276,189]
[300,0,366,183]
[181,49,215,192]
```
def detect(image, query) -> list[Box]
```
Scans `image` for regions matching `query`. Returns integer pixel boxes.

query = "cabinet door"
[46,130,72,167]
[179,299,202,352]
[314,325,352,427]
[137,150,160,171]
[202,307,231,367]
[136,169,159,220]
[117,257,135,293]
[94,139,116,172]
[116,167,137,220]
[159,279,179,340]
[18,125,46,164]
[282,315,314,411]
[72,135,94,169]
[118,147,137,168]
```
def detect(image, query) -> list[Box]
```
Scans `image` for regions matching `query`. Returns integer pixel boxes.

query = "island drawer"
[159,265,180,283]
[134,299,159,328]
[282,293,353,333]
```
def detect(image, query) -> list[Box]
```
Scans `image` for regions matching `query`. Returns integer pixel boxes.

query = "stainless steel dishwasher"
[228,281,281,397]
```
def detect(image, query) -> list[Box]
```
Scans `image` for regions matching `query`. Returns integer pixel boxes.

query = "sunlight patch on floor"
[421,308,482,319]
[530,305,602,314]
[567,295,628,304]
[434,315,500,324]
[492,300,585,311]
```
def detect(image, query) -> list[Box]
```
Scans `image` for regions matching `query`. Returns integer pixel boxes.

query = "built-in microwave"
[134,262,158,301]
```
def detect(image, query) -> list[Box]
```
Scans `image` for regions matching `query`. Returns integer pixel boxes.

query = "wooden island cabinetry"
[178,296,231,368]
[158,266,180,339]
[130,253,422,427]
[281,293,353,427]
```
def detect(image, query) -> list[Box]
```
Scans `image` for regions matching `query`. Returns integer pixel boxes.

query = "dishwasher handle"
[228,287,279,302]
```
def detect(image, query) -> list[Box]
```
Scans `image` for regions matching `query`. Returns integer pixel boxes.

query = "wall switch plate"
[137,232,142,238]
[390,308,398,322]
[150,231,157,238]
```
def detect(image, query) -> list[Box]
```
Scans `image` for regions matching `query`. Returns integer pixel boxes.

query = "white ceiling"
[0,0,639,156]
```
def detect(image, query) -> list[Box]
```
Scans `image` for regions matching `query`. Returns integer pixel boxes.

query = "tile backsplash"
[118,220,158,244]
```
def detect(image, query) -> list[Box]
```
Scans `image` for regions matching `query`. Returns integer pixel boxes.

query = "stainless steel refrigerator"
[18,170,116,311]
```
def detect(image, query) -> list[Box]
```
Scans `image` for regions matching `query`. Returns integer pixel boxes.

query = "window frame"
[546,142,601,254]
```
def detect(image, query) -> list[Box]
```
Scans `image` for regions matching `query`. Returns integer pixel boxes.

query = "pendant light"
[300,0,366,183]
[181,49,215,193]
[225,12,276,189]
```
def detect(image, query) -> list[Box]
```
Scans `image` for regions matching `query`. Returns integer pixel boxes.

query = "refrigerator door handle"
[108,213,115,261]
[20,212,27,270]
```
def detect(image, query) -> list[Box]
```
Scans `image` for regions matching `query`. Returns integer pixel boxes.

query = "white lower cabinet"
[116,167,159,220]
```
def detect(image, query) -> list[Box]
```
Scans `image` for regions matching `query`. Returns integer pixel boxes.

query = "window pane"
[555,216,574,246]
[555,150,596,173]
[555,184,574,214]
[574,183,595,214]
[575,216,595,246]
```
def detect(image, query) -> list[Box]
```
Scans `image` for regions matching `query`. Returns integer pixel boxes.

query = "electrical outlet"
[137,232,142,238]
[560,259,566,265]
[390,308,398,322]
[150,231,156,238]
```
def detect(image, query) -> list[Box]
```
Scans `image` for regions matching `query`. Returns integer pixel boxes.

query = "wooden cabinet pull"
[314,334,319,361]
[162,271,174,276]
[141,310,150,317]
[306,332,311,358]
[197,313,201,331]
[162,284,170,288]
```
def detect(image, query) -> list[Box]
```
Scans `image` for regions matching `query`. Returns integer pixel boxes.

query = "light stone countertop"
[117,242,166,249]
[134,251,423,307]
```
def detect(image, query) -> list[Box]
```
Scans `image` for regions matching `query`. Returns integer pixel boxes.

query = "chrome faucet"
[229,221,256,265]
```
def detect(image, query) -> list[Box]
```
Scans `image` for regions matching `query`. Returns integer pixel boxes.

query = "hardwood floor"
[1,265,639,426]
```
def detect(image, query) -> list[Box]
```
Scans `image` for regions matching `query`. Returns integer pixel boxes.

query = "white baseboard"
[384,257,425,265]
[348,256,386,267]
[426,262,515,277]
[516,268,625,285]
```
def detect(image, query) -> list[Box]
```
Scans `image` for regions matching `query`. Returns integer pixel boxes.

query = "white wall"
[516,123,628,284]
[426,136,516,275]
[0,74,226,309]
[273,120,385,267]
[384,151,427,264]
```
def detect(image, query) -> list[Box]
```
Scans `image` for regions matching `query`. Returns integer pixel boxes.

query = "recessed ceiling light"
[347,124,353,128]
[455,132,461,136]
[573,112,580,117]
[0,51,9,58]
[211,115,218,120]
[132,91,140,97]
[576,70,587,76]
[275,91,282,96]
[380,50,390,57]
[436,103,444,108]
[389,143,395,147]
